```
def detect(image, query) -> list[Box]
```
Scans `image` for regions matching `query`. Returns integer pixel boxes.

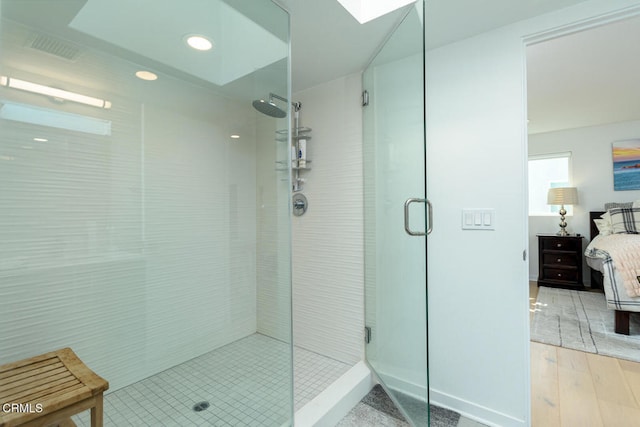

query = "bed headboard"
[589,211,605,241]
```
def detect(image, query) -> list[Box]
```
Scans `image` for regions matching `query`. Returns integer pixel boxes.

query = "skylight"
[336,0,415,24]
[68,0,286,87]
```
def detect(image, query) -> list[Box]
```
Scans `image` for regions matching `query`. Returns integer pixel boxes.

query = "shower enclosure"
[0,1,294,425]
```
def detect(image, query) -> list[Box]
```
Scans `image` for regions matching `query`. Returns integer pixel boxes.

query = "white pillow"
[593,218,612,236]
[609,207,640,234]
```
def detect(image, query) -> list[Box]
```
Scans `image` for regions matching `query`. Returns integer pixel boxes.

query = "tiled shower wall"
[0,99,263,392]
[0,24,286,390]
[256,115,293,342]
[291,73,365,364]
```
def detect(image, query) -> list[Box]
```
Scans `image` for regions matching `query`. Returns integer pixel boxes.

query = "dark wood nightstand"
[537,234,584,290]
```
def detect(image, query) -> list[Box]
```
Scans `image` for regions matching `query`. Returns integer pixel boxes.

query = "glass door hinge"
[364,326,371,343]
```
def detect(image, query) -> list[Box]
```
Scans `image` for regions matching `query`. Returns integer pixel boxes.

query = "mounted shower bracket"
[276,124,312,192]
[291,123,311,192]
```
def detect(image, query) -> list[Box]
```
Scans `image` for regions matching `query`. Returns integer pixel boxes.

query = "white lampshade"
[547,187,579,205]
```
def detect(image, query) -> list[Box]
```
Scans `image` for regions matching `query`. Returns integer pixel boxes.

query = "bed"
[585,207,640,335]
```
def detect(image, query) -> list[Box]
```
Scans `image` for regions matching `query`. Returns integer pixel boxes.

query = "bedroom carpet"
[531,286,640,362]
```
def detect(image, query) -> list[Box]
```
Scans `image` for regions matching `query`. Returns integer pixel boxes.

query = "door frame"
[523,2,640,423]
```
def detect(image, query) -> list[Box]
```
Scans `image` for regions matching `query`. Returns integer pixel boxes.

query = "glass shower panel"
[363,1,428,425]
[0,1,292,426]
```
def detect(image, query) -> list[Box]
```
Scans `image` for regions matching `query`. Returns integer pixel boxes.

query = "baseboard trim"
[376,370,427,402]
[430,388,528,427]
[367,370,527,427]
[294,361,373,427]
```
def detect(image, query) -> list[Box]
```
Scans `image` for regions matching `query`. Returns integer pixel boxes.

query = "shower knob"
[292,194,308,216]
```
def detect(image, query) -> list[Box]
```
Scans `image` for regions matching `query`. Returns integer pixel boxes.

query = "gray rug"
[337,384,462,426]
[531,286,640,362]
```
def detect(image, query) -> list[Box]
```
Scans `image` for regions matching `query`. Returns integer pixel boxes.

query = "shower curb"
[294,361,373,427]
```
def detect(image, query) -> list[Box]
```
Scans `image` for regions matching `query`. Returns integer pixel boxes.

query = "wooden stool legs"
[90,394,104,427]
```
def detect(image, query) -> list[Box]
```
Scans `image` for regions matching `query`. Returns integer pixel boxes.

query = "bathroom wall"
[291,73,365,364]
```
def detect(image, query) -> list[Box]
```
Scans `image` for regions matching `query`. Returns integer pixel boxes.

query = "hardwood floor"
[530,282,640,426]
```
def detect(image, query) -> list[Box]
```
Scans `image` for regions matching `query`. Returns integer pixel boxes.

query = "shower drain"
[192,401,210,412]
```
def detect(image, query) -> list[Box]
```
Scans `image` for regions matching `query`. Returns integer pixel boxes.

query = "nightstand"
[537,234,584,290]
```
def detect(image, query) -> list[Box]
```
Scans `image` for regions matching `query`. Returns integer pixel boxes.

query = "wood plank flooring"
[530,282,640,426]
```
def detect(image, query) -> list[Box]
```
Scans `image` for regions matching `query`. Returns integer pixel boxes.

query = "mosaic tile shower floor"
[72,334,350,427]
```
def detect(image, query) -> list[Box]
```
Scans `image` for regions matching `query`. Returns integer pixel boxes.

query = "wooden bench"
[0,348,108,427]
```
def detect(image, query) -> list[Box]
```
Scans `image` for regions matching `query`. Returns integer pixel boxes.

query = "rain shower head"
[252,98,286,118]
[252,93,301,118]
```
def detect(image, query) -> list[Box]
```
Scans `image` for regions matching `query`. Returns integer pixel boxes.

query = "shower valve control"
[292,194,308,216]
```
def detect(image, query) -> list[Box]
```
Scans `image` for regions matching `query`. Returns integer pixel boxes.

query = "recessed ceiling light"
[185,35,213,51]
[230,134,240,139]
[136,71,158,81]
[33,137,48,142]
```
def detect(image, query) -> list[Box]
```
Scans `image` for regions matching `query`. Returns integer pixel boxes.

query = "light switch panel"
[462,209,495,230]
[464,212,474,226]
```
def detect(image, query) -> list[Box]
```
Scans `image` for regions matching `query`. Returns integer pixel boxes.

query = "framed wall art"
[613,139,640,191]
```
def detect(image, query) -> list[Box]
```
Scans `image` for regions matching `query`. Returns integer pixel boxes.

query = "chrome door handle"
[404,198,432,236]
[426,199,433,235]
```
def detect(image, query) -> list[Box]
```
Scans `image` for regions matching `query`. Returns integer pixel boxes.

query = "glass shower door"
[0,1,293,426]
[363,1,429,425]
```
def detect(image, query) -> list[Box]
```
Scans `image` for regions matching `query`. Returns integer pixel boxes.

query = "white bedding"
[585,234,640,311]
[585,253,604,271]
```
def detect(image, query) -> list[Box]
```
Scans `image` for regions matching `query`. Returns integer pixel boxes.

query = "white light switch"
[464,212,473,226]
[462,209,495,230]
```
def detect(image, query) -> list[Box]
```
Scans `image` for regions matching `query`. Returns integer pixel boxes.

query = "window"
[528,152,572,216]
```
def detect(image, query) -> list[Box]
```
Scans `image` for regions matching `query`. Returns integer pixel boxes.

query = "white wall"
[528,120,640,282]
[426,29,530,426]
[425,1,640,426]
[291,73,364,364]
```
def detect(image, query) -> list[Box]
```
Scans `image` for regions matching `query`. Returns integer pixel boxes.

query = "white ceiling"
[527,14,640,134]
[282,0,589,92]
[283,0,639,134]
[277,0,410,92]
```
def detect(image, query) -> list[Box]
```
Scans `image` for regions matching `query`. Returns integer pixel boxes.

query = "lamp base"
[557,206,569,236]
